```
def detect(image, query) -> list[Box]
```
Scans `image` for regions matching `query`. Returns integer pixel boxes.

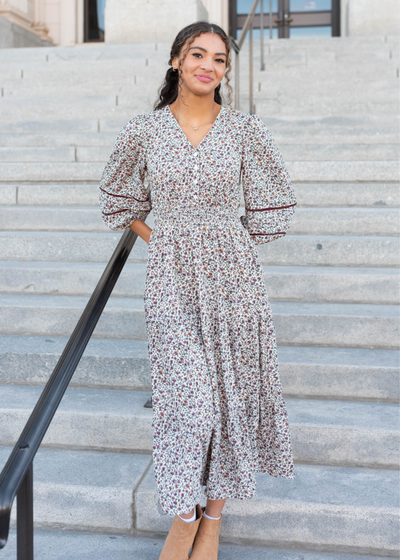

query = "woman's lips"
[196,75,213,83]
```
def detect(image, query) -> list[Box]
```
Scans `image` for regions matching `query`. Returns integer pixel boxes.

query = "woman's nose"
[201,59,213,71]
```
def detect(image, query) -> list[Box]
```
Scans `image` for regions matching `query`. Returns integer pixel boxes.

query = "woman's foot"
[189,507,222,559]
[159,504,203,560]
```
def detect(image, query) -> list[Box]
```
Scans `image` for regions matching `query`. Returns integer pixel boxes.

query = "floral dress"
[99,104,297,517]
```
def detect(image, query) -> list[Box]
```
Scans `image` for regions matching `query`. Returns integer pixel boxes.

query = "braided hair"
[154,21,233,110]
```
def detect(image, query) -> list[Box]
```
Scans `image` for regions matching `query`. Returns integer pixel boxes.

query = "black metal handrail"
[0,224,142,558]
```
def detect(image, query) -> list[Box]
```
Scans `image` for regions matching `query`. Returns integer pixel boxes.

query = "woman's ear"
[171,56,178,71]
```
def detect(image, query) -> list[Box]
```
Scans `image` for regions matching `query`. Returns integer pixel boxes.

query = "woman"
[99,21,296,560]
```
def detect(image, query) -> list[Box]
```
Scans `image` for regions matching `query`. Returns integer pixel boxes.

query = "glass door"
[231,0,340,39]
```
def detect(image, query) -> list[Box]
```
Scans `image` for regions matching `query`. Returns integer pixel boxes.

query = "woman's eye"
[192,53,225,64]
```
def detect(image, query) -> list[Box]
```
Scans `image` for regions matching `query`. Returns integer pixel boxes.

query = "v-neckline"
[167,103,224,150]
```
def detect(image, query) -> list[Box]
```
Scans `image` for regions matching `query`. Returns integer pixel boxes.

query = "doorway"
[230,0,340,39]
[84,0,106,42]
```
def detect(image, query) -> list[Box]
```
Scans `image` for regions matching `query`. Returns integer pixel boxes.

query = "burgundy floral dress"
[99,104,297,517]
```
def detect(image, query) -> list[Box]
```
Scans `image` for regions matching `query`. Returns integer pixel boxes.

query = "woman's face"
[172,32,228,97]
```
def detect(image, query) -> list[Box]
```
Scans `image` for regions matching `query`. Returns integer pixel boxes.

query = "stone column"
[201,0,229,32]
[105,0,209,44]
[59,0,78,46]
[32,0,53,42]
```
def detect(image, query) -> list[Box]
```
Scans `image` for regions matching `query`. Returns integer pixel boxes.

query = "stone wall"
[0,13,53,47]
[342,0,400,36]
[104,0,208,44]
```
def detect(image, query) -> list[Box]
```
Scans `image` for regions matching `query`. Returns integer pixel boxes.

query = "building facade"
[0,0,398,48]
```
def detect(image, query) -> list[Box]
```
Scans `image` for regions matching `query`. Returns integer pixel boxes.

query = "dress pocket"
[240,222,256,248]
[148,228,156,250]
[146,228,158,267]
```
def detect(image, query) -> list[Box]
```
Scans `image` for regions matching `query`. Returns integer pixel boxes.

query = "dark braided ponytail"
[154,21,233,110]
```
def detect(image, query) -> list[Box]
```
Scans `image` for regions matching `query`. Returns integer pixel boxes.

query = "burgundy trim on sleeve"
[246,202,297,212]
[249,231,286,236]
[99,186,150,203]
[102,208,131,216]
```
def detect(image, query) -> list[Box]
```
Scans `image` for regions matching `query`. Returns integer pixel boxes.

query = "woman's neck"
[169,94,218,125]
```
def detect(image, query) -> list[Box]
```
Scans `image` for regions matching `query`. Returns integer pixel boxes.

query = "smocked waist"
[153,206,241,223]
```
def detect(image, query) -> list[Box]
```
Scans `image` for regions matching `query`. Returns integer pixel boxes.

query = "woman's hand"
[129,219,152,245]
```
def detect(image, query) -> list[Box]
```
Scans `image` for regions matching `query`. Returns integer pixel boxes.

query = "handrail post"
[249,19,254,114]
[260,0,265,70]
[17,464,33,560]
[235,48,239,110]
[269,0,273,39]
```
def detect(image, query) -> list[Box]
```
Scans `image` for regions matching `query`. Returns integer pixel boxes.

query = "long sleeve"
[99,117,152,231]
[240,113,297,245]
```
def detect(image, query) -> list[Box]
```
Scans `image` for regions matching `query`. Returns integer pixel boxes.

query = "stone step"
[2,96,400,127]
[273,129,400,143]
[0,143,398,162]
[0,132,117,148]
[4,66,398,92]
[257,86,400,99]
[3,78,398,104]
[0,231,398,267]
[0,335,398,401]
[3,80,398,103]
[0,261,398,305]
[0,161,102,181]
[290,207,400,235]
[0,43,395,64]
[0,44,140,61]
[3,81,399,103]
[2,181,398,208]
[0,205,110,231]
[261,265,400,305]
[0,146,77,162]
[1,64,396,92]
[1,205,398,235]
[0,116,397,136]
[0,446,152,533]
[1,58,395,80]
[136,462,398,555]
[0,80,399,113]
[265,35,399,49]
[255,100,400,117]
[0,119,99,134]
[0,160,398,182]
[250,73,400,89]
[256,234,400,267]
[286,161,399,182]
[2,529,392,560]
[0,37,394,62]
[258,114,400,130]
[0,444,397,555]
[0,294,397,349]
[292,182,400,208]
[0,50,394,73]
[0,96,146,121]
[5,38,394,58]
[1,131,399,147]
[0,385,398,467]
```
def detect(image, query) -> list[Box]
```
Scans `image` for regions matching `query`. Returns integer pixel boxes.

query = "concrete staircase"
[0,35,399,559]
